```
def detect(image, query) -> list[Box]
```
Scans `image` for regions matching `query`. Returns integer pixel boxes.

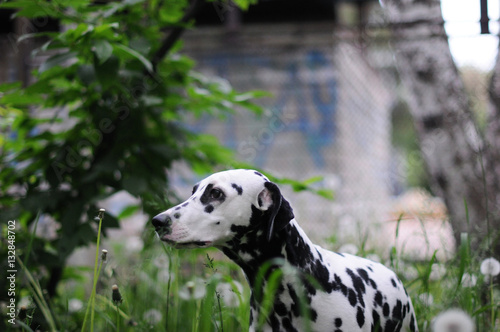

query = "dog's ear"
[257,182,294,242]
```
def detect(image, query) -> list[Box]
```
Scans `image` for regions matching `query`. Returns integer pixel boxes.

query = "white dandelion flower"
[157,269,175,284]
[68,298,83,313]
[125,235,144,253]
[461,273,477,288]
[153,255,169,269]
[480,257,500,277]
[143,308,163,325]
[418,293,434,306]
[430,264,447,281]
[18,297,31,309]
[216,281,244,308]
[432,308,474,332]
[179,279,206,300]
[402,265,419,281]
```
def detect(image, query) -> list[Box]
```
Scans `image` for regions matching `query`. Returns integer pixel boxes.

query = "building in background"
[1,1,442,252]
[178,0,395,243]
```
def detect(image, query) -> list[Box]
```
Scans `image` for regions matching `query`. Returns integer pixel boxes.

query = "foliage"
[0,0,262,301]
[391,100,430,191]
[4,211,498,331]
[391,236,499,331]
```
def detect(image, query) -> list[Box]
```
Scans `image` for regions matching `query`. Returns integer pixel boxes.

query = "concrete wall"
[179,23,394,244]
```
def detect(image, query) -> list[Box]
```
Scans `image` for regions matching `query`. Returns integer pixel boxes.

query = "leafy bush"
[0,0,261,300]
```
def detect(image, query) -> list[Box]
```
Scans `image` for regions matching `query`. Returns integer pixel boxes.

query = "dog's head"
[152,169,294,248]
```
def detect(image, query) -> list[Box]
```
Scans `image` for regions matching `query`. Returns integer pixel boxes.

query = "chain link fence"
[1,2,489,256]
[176,19,397,245]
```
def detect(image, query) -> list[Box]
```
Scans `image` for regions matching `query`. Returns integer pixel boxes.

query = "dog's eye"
[210,189,224,199]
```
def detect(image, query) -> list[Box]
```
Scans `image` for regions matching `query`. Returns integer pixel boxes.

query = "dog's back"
[252,220,417,332]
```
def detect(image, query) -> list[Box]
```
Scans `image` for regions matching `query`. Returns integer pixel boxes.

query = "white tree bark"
[382,0,500,255]
[487,48,500,197]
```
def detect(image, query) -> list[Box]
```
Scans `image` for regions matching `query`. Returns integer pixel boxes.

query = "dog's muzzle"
[152,211,212,248]
[152,212,172,237]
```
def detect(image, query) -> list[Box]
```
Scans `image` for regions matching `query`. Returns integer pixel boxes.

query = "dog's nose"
[152,213,172,228]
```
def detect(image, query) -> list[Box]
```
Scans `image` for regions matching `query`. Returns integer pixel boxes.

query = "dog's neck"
[220,219,317,288]
[220,219,322,330]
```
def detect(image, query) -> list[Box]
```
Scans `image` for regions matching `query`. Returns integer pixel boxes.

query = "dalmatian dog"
[152,169,418,332]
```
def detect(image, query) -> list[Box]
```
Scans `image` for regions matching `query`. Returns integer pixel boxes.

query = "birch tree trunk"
[382,0,500,256]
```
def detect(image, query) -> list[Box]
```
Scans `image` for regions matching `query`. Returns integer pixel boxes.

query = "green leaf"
[123,176,149,196]
[0,0,59,18]
[113,43,153,72]
[102,0,145,18]
[93,23,120,40]
[0,81,22,92]
[93,39,113,64]
[102,211,120,229]
[140,95,163,106]
[17,32,59,43]
[77,64,96,85]
[62,23,94,43]
[457,232,470,288]
[39,51,78,73]
[233,90,271,102]
[303,175,323,185]
[232,0,258,11]
[117,204,140,219]
[94,55,120,88]
[0,89,44,105]
[316,189,334,200]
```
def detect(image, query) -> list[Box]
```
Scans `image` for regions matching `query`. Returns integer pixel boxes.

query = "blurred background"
[0,0,496,258]
[1,1,499,330]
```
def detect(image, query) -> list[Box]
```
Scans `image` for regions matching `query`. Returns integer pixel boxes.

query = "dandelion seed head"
[430,263,447,281]
[157,269,174,284]
[461,273,477,288]
[125,236,143,253]
[216,281,244,308]
[68,298,83,313]
[480,257,500,277]
[179,279,206,300]
[143,308,162,325]
[402,264,419,281]
[418,292,434,306]
[153,255,169,269]
[18,297,31,308]
[432,308,474,332]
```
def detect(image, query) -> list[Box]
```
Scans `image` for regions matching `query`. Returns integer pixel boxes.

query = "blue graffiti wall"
[190,49,337,169]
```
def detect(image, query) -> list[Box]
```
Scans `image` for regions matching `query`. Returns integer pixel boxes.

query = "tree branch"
[151,0,204,72]
[485,41,500,211]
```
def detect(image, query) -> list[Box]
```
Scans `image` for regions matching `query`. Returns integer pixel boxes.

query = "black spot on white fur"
[191,184,199,194]
[231,183,243,195]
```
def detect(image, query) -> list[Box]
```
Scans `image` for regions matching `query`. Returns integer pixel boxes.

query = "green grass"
[7,212,499,332]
